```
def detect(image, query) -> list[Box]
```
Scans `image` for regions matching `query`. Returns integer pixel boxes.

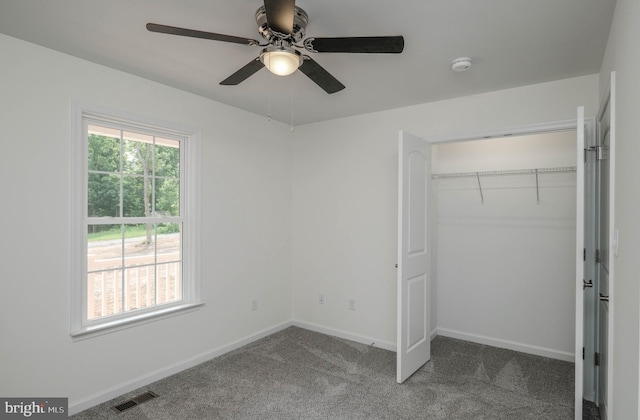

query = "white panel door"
[575,107,586,420]
[397,130,431,384]
[583,117,598,404]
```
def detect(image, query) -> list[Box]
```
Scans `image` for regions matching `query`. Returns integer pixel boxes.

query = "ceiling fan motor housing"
[255,5,309,43]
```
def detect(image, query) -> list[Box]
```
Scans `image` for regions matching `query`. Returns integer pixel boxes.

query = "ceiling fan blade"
[263,0,295,35]
[146,23,260,46]
[304,36,404,53]
[298,56,345,94]
[220,58,265,85]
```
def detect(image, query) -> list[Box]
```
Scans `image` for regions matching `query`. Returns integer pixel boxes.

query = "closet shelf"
[431,166,576,179]
[431,166,577,205]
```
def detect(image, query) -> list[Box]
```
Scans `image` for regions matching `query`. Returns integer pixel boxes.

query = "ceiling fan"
[146,0,404,94]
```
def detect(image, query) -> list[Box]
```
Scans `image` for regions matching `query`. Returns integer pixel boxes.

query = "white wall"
[0,34,293,414]
[291,75,598,350]
[597,0,640,417]
[433,132,577,359]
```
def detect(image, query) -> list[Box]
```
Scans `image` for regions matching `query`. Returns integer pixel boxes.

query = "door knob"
[583,279,593,289]
[599,293,609,302]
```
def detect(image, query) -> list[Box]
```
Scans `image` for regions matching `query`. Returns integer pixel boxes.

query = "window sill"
[70,302,204,341]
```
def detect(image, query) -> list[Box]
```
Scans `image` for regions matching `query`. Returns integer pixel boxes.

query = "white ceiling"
[0,0,615,125]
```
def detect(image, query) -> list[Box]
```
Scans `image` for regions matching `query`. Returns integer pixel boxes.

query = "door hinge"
[583,248,586,261]
[595,352,600,366]
[582,347,585,360]
[595,249,601,263]
[586,145,605,160]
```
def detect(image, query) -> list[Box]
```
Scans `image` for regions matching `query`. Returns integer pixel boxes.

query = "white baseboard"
[293,320,396,352]
[436,327,575,362]
[68,321,293,415]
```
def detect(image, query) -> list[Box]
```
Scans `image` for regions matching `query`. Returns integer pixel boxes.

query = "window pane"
[155,178,180,216]
[88,173,120,217]
[157,223,181,305]
[88,224,123,272]
[87,270,123,320]
[124,265,155,312]
[157,223,181,260]
[155,140,180,178]
[123,134,153,175]
[122,175,147,217]
[88,133,120,172]
[123,224,154,268]
[123,223,152,240]
[156,262,182,304]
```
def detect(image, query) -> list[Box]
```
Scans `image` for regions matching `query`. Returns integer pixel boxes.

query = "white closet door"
[397,130,431,383]
[575,106,585,420]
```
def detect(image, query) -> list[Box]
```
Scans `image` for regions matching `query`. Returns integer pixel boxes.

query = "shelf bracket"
[535,169,540,204]
[476,172,484,205]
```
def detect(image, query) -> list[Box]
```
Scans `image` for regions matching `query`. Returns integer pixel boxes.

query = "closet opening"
[432,130,578,361]
[427,122,597,410]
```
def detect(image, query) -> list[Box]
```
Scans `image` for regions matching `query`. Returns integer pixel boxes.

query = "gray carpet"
[72,326,583,419]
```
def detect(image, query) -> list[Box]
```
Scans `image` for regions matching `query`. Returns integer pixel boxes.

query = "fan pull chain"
[267,64,273,122]
[290,76,295,131]
[267,90,272,123]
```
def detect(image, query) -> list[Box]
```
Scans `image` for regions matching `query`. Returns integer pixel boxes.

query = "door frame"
[596,71,616,420]
[423,117,596,420]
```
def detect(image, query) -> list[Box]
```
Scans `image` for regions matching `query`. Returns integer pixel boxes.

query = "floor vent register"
[111,391,159,413]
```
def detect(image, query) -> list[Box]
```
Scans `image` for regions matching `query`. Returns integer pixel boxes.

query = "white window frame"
[70,102,202,339]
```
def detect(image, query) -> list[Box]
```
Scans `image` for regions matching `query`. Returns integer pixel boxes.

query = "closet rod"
[431,166,576,179]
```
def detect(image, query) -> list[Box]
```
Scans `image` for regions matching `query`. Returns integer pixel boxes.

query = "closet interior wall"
[432,131,578,360]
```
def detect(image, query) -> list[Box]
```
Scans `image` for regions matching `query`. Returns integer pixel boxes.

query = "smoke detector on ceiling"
[451,57,472,72]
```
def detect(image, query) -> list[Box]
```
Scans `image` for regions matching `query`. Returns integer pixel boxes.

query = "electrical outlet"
[319,294,325,304]
[251,298,258,311]
[348,298,356,311]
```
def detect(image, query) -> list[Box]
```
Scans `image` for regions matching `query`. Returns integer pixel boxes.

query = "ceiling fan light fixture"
[260,47,302,76]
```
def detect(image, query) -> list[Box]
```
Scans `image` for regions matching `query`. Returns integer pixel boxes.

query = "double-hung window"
[71,107,201,337]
